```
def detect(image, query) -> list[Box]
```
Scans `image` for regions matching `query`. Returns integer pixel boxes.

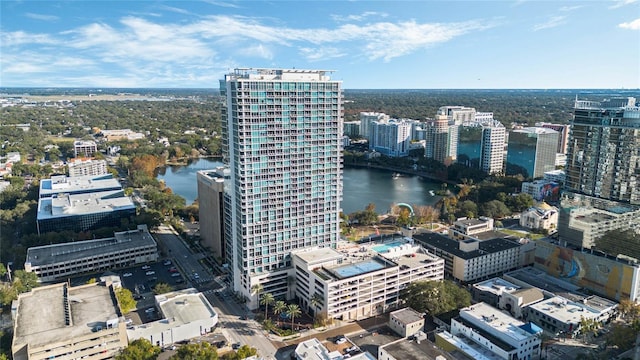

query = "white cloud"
[1,31,58,46]
[331,11,388,22]
[609,0,638,9]
[299,47,347,62]
[200,0,241,9]
[237,44,274,60]
[619,18,640,29]
[25,12,59,21]
[559,5,583,12]
[533,16,567,31]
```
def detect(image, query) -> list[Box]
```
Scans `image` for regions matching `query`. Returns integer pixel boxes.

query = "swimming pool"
[372,241,407,253]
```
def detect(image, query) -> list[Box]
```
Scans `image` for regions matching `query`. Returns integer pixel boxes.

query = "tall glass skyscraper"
[566,97,640,204]
[219,68,343,308]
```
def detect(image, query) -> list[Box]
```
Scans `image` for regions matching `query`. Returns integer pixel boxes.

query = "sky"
[1,1,639,89]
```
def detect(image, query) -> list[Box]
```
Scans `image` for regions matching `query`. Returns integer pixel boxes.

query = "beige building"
[389,307,424,338]
[73,140,98,158]
[196,168,228,262]
[67,158,108,177]
[12,280,127,360]
[448,217,494,241]
[519,203,558,232]
[292,240,444,321]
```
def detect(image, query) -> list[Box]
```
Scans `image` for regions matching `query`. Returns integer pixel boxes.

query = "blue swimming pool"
[372,241,407,253]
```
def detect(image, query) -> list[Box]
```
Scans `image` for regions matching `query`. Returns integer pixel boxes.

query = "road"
[153,225,278,359]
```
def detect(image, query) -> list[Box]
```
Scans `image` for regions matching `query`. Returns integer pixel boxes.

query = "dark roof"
[414,232,520,260]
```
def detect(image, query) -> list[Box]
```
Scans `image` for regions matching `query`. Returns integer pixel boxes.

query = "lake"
[157,158,442,214]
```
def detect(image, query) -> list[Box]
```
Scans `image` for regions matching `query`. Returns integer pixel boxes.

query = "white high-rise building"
[369,119,413,157]
[438,105,476,126]
[480,124,506,175]
[219,68,343,309]
[359,112,389,140]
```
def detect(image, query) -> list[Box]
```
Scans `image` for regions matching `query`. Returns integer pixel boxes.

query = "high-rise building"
[507,127,559,179]
[480,124,506,175]
[197,167,229,262]
[424,114,458,165]
[566,97,640,204]
[369,119,413,157]
[537,122,571,154]
[438,106,476,126]
[359,111,389,140]
[219,68,343,308]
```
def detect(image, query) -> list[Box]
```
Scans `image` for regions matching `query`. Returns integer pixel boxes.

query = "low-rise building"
[39,174,123,199]
[389,307,424,338]
[292,240,444,321]
[543,169,565,184]
[25,226,158,282]
[521,180,561,202]
[471,278,544,320]
[519,203,558,232]
[36,190,136,234]
[73,140,98,158]
[12,279,127,360]
[127,288,218,347]
[449,217,494,241]
[437,302,542,360]
[295,338,375,360]
[100,129,145,142]
[525,295,617,338]
[379,336,457,360]
[414,233,521,284]
[68,158,108,177]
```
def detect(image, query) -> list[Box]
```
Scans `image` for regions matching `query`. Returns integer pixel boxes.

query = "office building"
[424,115,458,165]
[566,97,640,204]
[67,158,108,177]
[521,180,561,202]
[36,190,136,234]
[295,338,375,360]
[73,140,98,158]
[12,280,127,360]
[369,119,413,157]
[437,302,542,360]
[438,106,476,126]
[343,120,361,138]
[99,129,145,142]
[448,217,495,241]
[480,124,506,175]
[127,288,218,347]
[25,226,158,282]
[471,278,544,319]
[39,174,122,199]
[525,296,617,338]
[197,167,228,262]
[292,240,444,321]
[414,233,522,284]
[360,112,389,140]
[537,122,571,154]
[543,169,565,184]
[219,68,343,309]
[508,127,559,179]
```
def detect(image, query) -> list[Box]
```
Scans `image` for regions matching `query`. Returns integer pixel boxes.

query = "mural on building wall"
[534,241,636,301]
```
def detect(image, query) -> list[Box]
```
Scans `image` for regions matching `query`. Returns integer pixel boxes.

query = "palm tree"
[260,293,275,320]
[310,293,323,318]
[251,283,263,307]
[273,300,286,325]
[286,304,302,331]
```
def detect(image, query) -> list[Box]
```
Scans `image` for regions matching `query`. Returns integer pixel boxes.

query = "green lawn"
[500,228,545,240]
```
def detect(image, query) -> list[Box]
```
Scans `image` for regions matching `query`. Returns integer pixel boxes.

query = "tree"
[12,270,39,293]
[618,299,640,322]
[116,338,161,360]
[251,283,263,299]
[480,200,511,218]
[400,280,471,316]
[260,292,275,319]
[286,303,302,331]
[0,264,6,278]
[273,300,287,324]
[171,342,218,360]
[578,316,600,343]
[310,292,323,318]
[153,282,174,295]
[115,287,137,314]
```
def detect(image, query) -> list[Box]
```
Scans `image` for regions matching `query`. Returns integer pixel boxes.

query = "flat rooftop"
[414,233,520,260]
[39,174,121,197]
[503,267,585,301]
[26,228,156,267]
[37,190,135,220]
[437,331,503,360]
[13,282,120,350]
[460,303,541,343]
[127,288,216,340]
[330,258,388,279]
[294,247,344,267]
[473,277,521,295]
[391,307,424,325]
[528,296,612,324]
[381,338,457,360]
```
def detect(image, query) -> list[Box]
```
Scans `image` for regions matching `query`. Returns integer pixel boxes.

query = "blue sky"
[1,1,639,89]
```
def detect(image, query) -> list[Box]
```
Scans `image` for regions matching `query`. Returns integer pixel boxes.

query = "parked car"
[163,260,172,266]
[169,267,178,273]
[335,337,347,344]
[232,343,241,350]
[122,272,133,277]
[145,271,155,276]
[142,265,151,270]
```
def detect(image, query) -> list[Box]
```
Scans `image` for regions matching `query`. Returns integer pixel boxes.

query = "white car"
[142,265,151,270]
[122,272,133,277]
[335,337,347,344]
[145,271,155,276]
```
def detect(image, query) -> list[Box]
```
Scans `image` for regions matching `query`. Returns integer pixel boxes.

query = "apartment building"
[369,119,413,157]
[67,158,108,177]
[25,226,158,282]
[220,68,343,309]
[414,233,521,284]
[73,140,98,158]
[480,124,506,175]
[292,242,444,321]
[12,280,127,360]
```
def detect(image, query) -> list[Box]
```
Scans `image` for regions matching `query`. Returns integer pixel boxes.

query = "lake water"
[458,141,536,177]
[157,158,442,214]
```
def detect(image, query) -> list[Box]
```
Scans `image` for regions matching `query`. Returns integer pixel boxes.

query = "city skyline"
[1,0,639,89]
